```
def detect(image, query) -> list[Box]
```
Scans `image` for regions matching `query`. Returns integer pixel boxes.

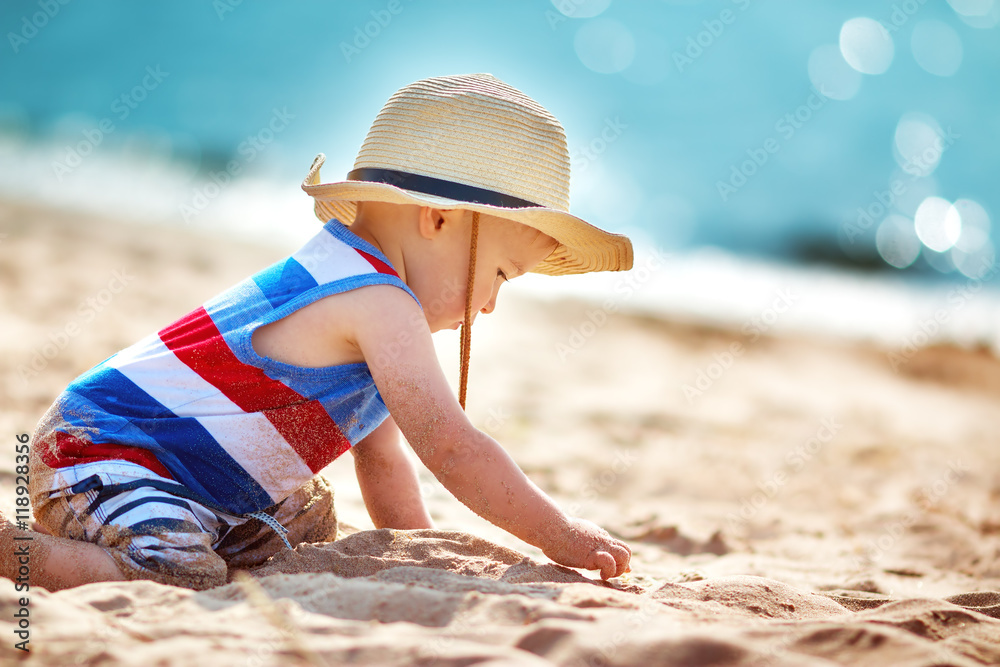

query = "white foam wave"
[3,135,998,354]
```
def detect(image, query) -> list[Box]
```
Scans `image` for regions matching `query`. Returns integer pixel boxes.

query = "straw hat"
[301,73,633,276]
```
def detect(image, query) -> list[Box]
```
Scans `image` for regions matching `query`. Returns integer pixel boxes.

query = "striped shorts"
[30,454,339,590]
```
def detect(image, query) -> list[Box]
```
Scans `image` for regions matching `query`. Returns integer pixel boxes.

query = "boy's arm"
[348,286,631,579]
[350,415,433,529]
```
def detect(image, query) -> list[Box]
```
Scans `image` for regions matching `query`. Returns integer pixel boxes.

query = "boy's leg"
[7,474,337,589]
[51,482,228,591]
[217,475,339,573]
[31,459,231,591]
[0,512,126,591]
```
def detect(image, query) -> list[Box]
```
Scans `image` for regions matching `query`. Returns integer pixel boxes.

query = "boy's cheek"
[418,286,462,323]
[423,308,460,333]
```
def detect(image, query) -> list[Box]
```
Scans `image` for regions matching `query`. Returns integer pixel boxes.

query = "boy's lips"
[450,321,462,330]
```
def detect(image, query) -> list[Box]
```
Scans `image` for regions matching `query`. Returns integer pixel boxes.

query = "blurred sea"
[2,1,998,352]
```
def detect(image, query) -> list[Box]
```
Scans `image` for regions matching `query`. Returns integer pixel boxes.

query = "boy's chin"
[431,321,463,333]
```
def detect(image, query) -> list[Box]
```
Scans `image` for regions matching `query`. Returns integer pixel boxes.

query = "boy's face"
[413,209,557,333]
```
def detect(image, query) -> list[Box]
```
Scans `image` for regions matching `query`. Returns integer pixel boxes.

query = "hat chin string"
[458,211,479,411]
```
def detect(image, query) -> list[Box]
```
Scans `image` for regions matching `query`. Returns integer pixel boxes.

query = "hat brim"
[302,155,633,277]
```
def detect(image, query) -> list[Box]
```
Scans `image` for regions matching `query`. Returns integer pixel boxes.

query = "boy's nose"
[480,281,502,315]
[480,292,499,315]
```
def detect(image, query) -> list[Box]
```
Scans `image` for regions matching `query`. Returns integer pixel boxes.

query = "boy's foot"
[0,508,127,591]
[0,509,27,583]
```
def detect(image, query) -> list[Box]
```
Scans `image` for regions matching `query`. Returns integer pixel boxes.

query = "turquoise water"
[2,0,998,279]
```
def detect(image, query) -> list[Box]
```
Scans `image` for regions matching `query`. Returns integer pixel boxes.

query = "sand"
[1,198,999,665]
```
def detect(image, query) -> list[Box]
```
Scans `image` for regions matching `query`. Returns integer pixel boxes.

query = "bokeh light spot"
[876,214,922,269]
[911,21,963,76]
[914,196,962,252]
[952,241,996,278]
[574,18,636,74]
[958,0,1000,30]
[947,0,994,15]
[951,0,1000,27]
[953,198,992,252]
[922,247,957,273]
[839,18,894,75]
[894,112,945,177]
[808,44,862,101]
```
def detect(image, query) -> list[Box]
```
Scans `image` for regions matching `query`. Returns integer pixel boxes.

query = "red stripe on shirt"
[158,307,350,472]
[356,248,398,276]
[42,432,175,479]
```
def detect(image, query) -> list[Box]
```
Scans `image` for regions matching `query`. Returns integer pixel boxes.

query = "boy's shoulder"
[309,281,423,334]
[252,282,426,370]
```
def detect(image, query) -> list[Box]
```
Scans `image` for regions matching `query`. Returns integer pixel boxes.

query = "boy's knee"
[105,537,228,591]
[98,521,228,591]
[217,477,339,572]
[286,476,338,544]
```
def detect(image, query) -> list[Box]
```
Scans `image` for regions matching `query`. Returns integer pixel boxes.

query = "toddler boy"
[2,73,634,591]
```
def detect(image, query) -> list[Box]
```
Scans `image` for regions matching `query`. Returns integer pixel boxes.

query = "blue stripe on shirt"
[253,257,318,311]
[64,367,274,514]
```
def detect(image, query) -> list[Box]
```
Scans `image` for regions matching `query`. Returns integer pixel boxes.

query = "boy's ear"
[416,207,456,240]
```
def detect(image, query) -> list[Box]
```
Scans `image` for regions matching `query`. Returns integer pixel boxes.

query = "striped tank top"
[37,219,420,515]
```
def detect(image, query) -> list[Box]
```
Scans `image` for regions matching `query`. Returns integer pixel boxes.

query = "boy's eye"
[497,269,508,282]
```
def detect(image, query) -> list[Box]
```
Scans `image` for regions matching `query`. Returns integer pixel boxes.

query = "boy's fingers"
[592,551,616,580]
[609,543,631,577]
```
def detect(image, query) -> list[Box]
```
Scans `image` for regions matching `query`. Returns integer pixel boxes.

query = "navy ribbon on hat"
[347,168,542,209]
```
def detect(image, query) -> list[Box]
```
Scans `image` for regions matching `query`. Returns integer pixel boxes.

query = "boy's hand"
[542,517,632,580]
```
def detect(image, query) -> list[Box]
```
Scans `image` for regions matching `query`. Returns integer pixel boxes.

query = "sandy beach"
[2,198,999,666]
